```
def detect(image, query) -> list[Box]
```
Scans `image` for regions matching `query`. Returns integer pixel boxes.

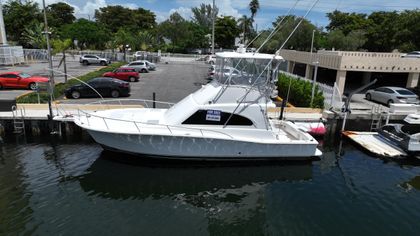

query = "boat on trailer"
[74,49,322,161]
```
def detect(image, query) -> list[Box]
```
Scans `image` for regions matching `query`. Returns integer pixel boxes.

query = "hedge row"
[17,62,125,103]
[277,73,325,109]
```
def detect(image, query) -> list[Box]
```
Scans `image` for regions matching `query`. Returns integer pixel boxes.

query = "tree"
[254,15,319,53]
[61,19,110,50]
[326,10,369,35]
[249,0,260,21]
[191,3,218,32]
[237,15,254,44]
[51,39,73,83]
[113,28,135,61]
[95,6,156,33]
[158,12,188,52]
[215,16,239,49]
[364,11,399,52]
[22,22,50,49]
[134,31,154,51]
[3,0,42,46]
[395,10,420,52]
[326,29,366,51]
[46,2,75,29]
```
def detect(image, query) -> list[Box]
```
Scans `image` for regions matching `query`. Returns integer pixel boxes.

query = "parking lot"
[59,61,210,104]
[0,58,105,100]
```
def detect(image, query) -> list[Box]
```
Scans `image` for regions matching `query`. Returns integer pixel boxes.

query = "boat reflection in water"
[80,151,313,200]
[79,151,312,231]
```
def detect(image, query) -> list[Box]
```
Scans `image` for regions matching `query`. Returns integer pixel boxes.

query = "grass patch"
[277,73,325,109]
[17,62,124,103]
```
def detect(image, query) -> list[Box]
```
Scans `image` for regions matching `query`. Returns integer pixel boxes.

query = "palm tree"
[135,31,154,51]
[237,15,253,44]
[22,23,52,49]
[249,0,260,21]
[52,39,72,83]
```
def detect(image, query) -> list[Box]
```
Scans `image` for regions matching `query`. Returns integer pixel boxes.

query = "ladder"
[12,105,26,134]
[370,105,384,131]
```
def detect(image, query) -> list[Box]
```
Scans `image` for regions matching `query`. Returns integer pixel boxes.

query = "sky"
[34,0,420,29]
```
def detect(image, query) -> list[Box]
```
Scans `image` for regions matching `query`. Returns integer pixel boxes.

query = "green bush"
[277,73,325,109]
[17,62,124,103]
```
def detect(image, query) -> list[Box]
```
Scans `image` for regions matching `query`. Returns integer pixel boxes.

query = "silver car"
[79,54,110,66]
[365,86,420,106]
[402,51,420,58]
[121,61,149,73]
[140,60,156,71]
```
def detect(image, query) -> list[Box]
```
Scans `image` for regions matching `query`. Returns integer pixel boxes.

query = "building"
[280,49,420,95]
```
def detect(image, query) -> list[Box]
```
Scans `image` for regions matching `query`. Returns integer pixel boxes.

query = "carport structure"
[280,49,420,95]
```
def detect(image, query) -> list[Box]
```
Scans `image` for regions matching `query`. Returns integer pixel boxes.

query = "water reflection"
[401,176,420,191]
[77,151,313,233]
[0,144,33,235]
[79,151,313,200]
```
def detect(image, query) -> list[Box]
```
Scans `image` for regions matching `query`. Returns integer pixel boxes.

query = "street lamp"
[211,0,215,55]
[310,29,315,58]
[309,29,319,107]
[310,61,319,107]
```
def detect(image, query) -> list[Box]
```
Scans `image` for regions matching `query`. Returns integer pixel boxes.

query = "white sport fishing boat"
[74,48,322,160]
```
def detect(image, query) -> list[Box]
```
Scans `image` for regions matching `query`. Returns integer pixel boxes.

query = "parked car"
[0,72,49,90]
[102,68,139,82]
[79,55,111,66]
[139,60,156,71]
[64,77,130,99]
[365,86,420,106]
[121,61,149,73]
[401,51,420,58]
[133,51,147,60]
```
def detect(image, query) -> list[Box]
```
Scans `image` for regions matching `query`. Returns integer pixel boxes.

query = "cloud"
[169,6,193,20]
[176,0,242,18]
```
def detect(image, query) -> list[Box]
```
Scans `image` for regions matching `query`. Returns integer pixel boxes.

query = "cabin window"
[182,110,253,126]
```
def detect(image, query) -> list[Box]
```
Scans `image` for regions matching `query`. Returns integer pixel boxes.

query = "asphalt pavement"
[59,61,210,104]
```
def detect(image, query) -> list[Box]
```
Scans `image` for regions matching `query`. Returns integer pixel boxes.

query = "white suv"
[121,61,149,73]
[80,55,110,66]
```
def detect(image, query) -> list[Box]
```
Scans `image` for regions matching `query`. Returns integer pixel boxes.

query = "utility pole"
[211,0,215,55]
[42,0,54,85]
[42,0,55,123]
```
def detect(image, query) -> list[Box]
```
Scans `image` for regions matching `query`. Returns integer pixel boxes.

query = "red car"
[0,72,49,90]
[102,68,140,82]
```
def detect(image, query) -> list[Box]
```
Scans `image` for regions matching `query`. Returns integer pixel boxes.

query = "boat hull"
[87,130,321,161]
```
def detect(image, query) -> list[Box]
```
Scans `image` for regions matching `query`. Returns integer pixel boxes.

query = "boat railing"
[86,99,175,108]
[77,109,235,140]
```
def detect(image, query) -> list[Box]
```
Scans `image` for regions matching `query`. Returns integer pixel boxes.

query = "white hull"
[88,130,321,160]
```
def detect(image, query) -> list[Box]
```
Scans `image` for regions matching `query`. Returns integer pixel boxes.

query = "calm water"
[1,134,420,235]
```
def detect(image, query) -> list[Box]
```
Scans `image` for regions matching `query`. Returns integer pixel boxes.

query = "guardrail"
[87,98,175,108]
[77,108,235,140]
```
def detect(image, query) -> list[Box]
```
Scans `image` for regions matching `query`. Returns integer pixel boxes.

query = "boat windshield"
[214,56,277,86]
